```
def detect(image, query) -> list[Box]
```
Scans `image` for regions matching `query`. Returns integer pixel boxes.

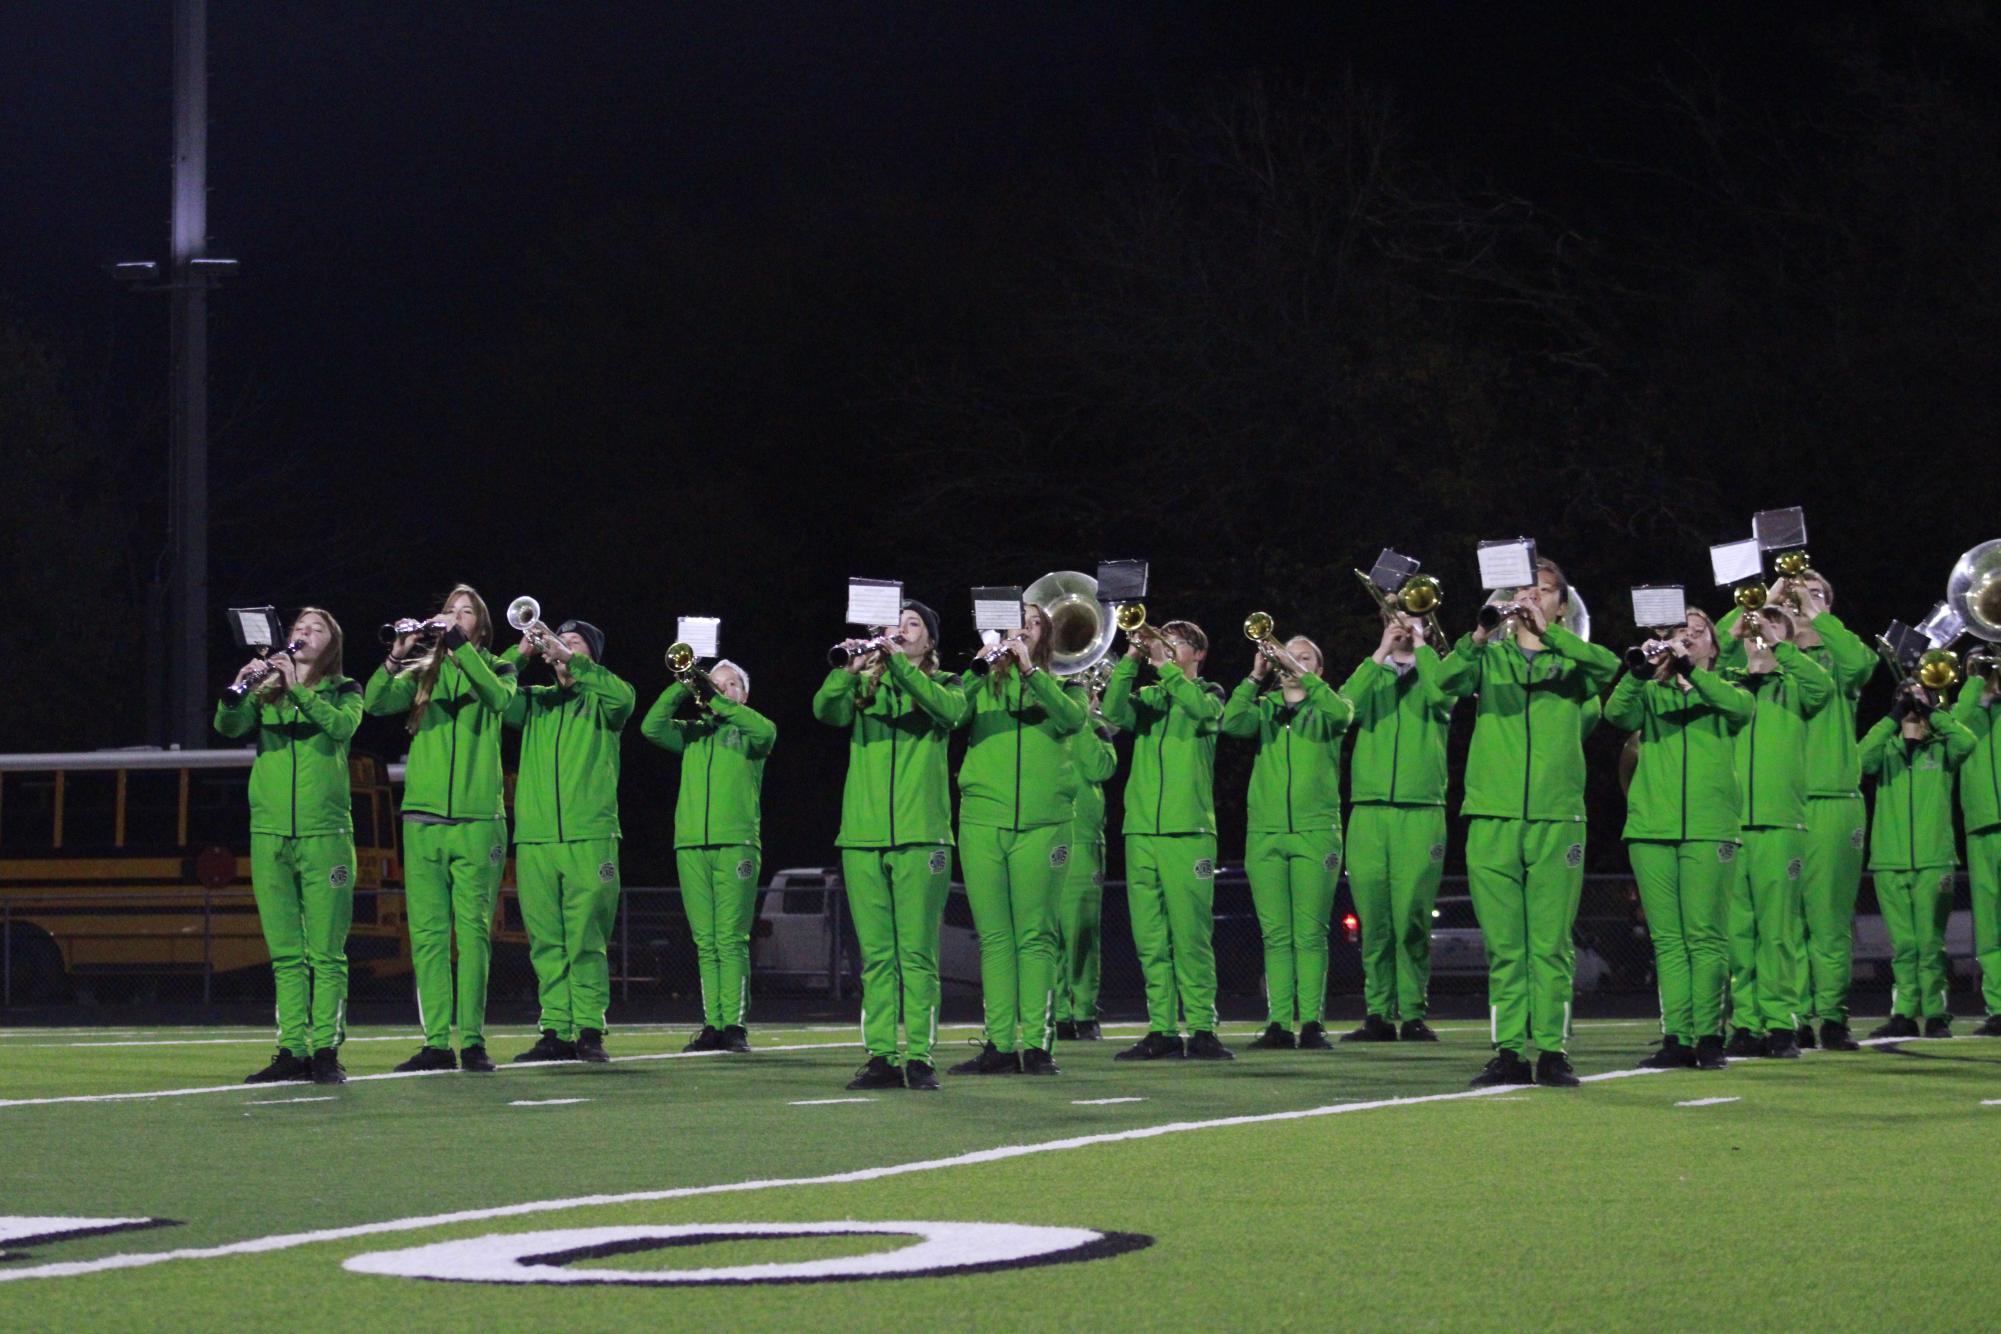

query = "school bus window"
[351,789,377,848]
[124,769,181,850]
[1,771,57,853]
[62,771,119,852]
[187,771,247,847]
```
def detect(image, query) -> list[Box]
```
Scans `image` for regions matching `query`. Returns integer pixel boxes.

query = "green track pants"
[1125,833,1219,1035]
[1630,839,1734,1045]
[250,832,355,1055]
[517,839,621,1040]
[1054,829,1105,1024]
[1345,803,1446,1023]
[1464,817,1584,1055]
[403,818,506,1050]
[1878,867,1956,1021]
[1798,793,1866,1024]
[843,845,950,1064]
[1245,828,1341,1027]
[678,845,760,1029]
[1726,828,1804,1037]
[959,823,1065,1054]
[1970,828,2001,1018]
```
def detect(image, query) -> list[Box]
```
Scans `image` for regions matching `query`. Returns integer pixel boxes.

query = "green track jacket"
[1221,674,1353,833]
[812,652,964,848]
[1100,657,1224,837]
[640,683,777,849]
[1066,683,1118,837]
[1338,649,1455,807]
[213,675,363,837]
[956,666,1087,831]
[1862,711,1976,869]
[501,653,635,843]
[363,645,517,820]
[1720,608,1877,797]
[1438,624,1620,822]
[1724,642,1834,831]
[1953,682,2001,835]
[1605,668,1754,842]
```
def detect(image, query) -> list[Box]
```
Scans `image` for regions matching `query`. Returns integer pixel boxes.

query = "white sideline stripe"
[1675,1097,1740,1108]
[0,1041,857,1110]
[244,1096,336,1106]
[508,1099,591,1107]
[0,1065,1672,1284]
[1982,1099,2001,1106]
[1072,1097,1145,1105]
[789,1098,875,1106]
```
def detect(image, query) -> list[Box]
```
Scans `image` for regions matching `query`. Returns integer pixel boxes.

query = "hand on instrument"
[233,659,264,686]
[1406,614,1428,648]
[838,639,870,674]
[266,652,299,687]
[1517,598,1549,635]
[1006,633,1033,670]
[1145,633,1171,668]
[1250,648,1271,681]
[1271,644,1305,679]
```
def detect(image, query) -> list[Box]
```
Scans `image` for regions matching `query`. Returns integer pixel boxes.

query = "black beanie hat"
[901,599,941,651]
[557,619,606,663]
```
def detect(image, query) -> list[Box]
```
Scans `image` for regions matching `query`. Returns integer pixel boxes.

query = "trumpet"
[1624,638,1676,674]
[1243,611,1291,679]
[505,595,561,655]
[1735,583,1769,612]
[1771,550,1817,612]
[827,632,907,667]
[223,640,305,701]
[665,641,724,702]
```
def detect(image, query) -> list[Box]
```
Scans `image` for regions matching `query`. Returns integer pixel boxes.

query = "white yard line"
[245,1096,337,1106]
[508,1099,592,1107]
[789,1098,876,1106]
[1674,1096,1741,1108]
[1071,1097,1146,1106]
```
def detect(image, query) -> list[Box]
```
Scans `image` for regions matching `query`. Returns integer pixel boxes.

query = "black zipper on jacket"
[1520,652,1534,820]
[1387,673,1404,803]
[445,662,459,819]
[1746,680,1759,828]
[552,695,567,842]
[1283,715,1295,834]
[1908,743,1918,867]
[887,684,900,845]
[1154,721,1167,833]
[1014,676,1024,831]
[703,718,714,845]
[289,699,300,839]
[1679,691,1689,843]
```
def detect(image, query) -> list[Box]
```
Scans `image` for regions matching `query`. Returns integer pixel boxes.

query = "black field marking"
[0,1219,178,1262]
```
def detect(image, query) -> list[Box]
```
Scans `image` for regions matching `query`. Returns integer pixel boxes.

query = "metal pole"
[201,886,213,1007]
[620,894,630,1004]
[169,0,210,749]
[3,902,12,1008]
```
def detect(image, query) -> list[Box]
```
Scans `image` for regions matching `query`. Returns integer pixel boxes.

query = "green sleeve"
[1543,623,1620,693]
[639,683,695,753]
[501,684,529,730]
[452,644,516,713]
[886,652,969,729]
[712,697,778,758]
[1409,644,1451,711]
[1581,693,1602,740]
[289,680,363,742]
[1218,678,1262,739]
[1953,680,1994,735]
[1297,672,1355,740]
[1434,635,1481,699]
[1715,606,1748,669]
[568,657,636,730]
[1024,666,1087,734]
[1156,662,1223,730]
[1933,708,1977,768]
[1603,672,1647,732]
[1773,641,1833,718]
[1813,612,1878,691]
[1078,732,1118,782]
[1099,656,1145,731]
[363,662,417,717]
[213,697,256,739]
[1690,668,1754,729]
[1336,657,1378,705]
[811,668,859,727]
[1859,717,1895,778]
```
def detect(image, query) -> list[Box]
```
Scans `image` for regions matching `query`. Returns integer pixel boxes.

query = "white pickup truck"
[750,866,981,994]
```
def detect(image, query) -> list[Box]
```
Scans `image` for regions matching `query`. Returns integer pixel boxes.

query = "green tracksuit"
[1056,705,1118,1026]
[955,665,1085,1054]
[1339,649,1456,1024]
[1222,674,1354,1028]
[364,643,517,1050]
[1438,625,1619,1055]
[642,683,776,1031]
[1862,712,1976,1021]
[1722,646,1832,1037]
[1722,607,1877,1025]
[215,675,363,1056]
[813,652,965,1065]
[1102,655,1226,1036]
[503,653,635,1040]
[1954,681,2001,1018]
[1606,668,1753,1044]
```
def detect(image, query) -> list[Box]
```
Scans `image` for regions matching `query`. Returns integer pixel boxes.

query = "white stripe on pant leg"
[858,1007,867,1051]
[1490,1004,1498,1046]
[739,975,749,1027]
[1563,999,1572,1044]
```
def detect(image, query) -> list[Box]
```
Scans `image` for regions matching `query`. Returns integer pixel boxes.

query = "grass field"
[2,1018,1997,1330]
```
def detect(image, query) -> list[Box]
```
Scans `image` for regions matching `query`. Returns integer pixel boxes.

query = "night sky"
[4,2,1997,880]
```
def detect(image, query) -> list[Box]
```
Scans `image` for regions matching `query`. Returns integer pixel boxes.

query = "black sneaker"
[513,1029,577,1063]
[846,1056,905,1091]
[575,1029,609,1063]
[719,1025,750,1054]
[1399,1019,1439,1042]
[1639,1037,1696,1069]
[1796,1023,1818,1050]
[1021,1048,1060,1075]
[904,1060,940,1091]
[1469,1050,1532,1087]
[460,1044,496,1073]
[1976,1013,2001,1037]
[1867,1015,1920,1040]
[1923,1016,1953,1039]
[1055,1020,1079,1042]
[1694,1034,1728,1069]
[393,1046,458,1073]
[1246,1023,1296,1050]
[1764,1029,1800,1059]
[1074,1021,1102,1041]
[1297,1021,1333,1050]
[948,1042,1022,1075]
[1724,1028,1765,1059]
[309,1048,347,1085]
[1184,1031,1234,1061]
[1819,1020,1861,1051]
[1534,1051,1580,1087]
[1114,1032,1184,1061]
[1339,1015,1399,1043]
[244,1049,312,1084]
[682,1025,723,1053]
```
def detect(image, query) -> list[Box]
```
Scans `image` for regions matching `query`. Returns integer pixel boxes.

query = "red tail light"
[1341,912,1359,943]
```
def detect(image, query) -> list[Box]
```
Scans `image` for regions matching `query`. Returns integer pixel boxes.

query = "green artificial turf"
[1,1020,1996,1330]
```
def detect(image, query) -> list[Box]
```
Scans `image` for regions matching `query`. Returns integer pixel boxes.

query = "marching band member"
[1606,610,1753,1071]
[216,608,362,1085]
[501,618,635,1065]
[642,656,776,1055]
[364,585,518,1074]
[1338,611,1456,1044]
[1860,684,1976,1038]
[1437,558,1619,1088]
[1720,570,1876,1049]
[1721,605,1832,1060]
[950,605,1087,1075]
[1102,619,1231,1061]
[1055,673,1119,1043]
[1222,628,1354,1050]
[814,602,964,1091]
[1952,666,2001,1035]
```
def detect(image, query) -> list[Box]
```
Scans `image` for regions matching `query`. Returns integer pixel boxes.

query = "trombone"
[1351,569,1443,644]
[665,641,725,704]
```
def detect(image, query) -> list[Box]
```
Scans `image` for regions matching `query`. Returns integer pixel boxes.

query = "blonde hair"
[404,584,491,732]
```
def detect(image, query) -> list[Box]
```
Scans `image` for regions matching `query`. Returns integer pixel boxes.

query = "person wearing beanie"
[500,615,635,1065]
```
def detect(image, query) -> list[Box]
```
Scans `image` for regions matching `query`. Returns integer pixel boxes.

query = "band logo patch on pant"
[1565,843,1584,868]
[1850,827,1866,849]
[488,843,505,865]
[1193,858,1215,879]
[598,861,617,883]
[1050,845,1071,868]
[1717,843,1737,863]
[1322,851,1341,871]
[329,865,351,888]
[928,849,948,875]
[1787,857,1803,881]
[735,858,756,881]
[1429,843,1447,863]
